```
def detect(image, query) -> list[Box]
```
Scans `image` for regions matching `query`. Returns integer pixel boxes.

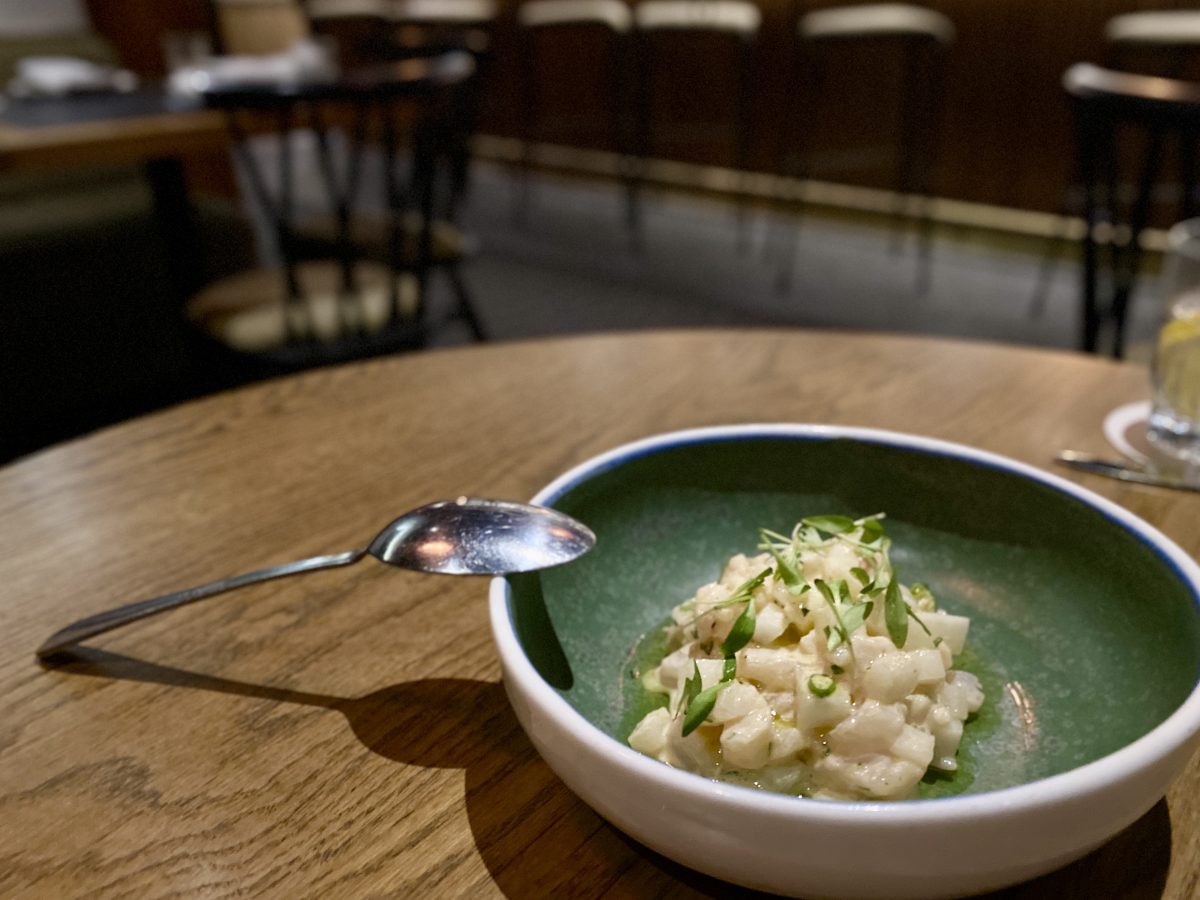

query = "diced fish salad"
[627,515,984,801]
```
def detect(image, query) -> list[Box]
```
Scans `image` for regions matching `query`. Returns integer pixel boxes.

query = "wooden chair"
[308,0,493,236]
[185,51,484,375]
[513,0,634,228]
[630,0,761,250]
[776,3,954,293]
[1064,63,1200,357]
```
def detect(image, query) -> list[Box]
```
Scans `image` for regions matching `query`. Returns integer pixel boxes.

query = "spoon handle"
[36,549,367,660]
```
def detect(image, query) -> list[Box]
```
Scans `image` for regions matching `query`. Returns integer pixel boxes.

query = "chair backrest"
[1105,11,1200,48]
[199,50,476,359]
[213,0,313,55]
[307,0,495,24]
[634,1,761,37]
[799,4,954,44]
[1104,11,1200,82]
[1064,62,1200,130]
[518,0,632,32]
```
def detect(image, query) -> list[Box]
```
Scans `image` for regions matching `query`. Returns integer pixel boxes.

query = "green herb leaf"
[850,566,872,588]
[808,674,836,697]
[724,568,771,605]
[765,538,804,593]
[885,578,908,648]
[759,527,792,545]
[840,600,873,636]
[722,656,737,680]
[907,605,933,636]
[682,682,723,736]
[680,661,703,715]
[814,579,837,606]
[858,517,885,545]
[723,596,757,656]
[803,515,856,535]
[815,579,857,652]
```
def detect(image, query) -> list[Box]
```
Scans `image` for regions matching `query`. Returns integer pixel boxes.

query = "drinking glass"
[1147,218,1200,468]
[162,31,212,95]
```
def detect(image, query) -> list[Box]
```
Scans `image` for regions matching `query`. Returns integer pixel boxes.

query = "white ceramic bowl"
[488,425,1200,898]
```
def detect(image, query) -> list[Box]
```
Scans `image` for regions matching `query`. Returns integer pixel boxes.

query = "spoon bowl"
[37,497,594,660]
[369,498,596,575]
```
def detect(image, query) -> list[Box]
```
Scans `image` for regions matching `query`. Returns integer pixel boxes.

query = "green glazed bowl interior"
[507,427,1200,799]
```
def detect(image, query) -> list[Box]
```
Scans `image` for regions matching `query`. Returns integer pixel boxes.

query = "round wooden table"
[3,329,1198,898]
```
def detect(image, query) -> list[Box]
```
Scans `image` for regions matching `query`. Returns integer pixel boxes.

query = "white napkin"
[8,56,138,97]
[168,40,337,95]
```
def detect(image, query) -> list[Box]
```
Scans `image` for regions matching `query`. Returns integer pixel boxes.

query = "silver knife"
[1055,451,1200,493]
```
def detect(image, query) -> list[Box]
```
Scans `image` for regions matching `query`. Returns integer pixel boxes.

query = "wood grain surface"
[2,329,1197,899]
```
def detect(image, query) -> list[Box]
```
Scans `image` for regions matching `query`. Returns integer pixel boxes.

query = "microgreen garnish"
[723,593,757,656]
[814,578,870,653]
[763,541,804,594]
[850,566,872,588]
[814,578,837,606]
[802,515,855,535]
[723,656,737,681]
[884,578,908,648]
[808,674,836,697]
[719,568,771,610]
[908,605,933,637]
[839,600,873,636]
[682,682,723,736]
[679,568,763,734]
[680,661,703,715]
[858,516,886,545]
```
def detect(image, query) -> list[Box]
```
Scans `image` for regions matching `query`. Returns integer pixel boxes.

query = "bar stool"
[513,0,634,228]
[630,0,761,250]
[1064,63,1200,357]
[776,3,954,292]
[1106,11,1200,80]
[1031,12,1200,319]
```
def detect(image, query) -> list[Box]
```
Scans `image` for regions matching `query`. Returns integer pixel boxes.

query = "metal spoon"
[36,497,594,660]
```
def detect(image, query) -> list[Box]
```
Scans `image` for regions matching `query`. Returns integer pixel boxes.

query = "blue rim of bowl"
[489,424,1200,823]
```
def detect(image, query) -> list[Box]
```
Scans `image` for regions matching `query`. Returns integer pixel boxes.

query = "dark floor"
[437,161,1160,353]
[1,159,1160,465]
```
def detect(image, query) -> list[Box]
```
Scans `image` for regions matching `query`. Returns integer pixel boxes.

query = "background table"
[2,329,1197,898]
[0,88,228,305]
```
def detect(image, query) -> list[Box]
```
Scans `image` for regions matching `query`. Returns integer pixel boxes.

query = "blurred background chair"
[210,0,311,55]
[1063,62,1200,358]
[184,49,484,377]
[775,3,954,293]
[512,0,633,229]
[308,0,493,232]
[1105,10,1200,81]
[1032,10,1200,322]
[630,0,761,251]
